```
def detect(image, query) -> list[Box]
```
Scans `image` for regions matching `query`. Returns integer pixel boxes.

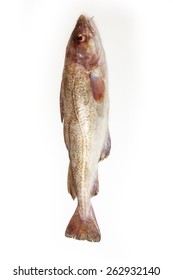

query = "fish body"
[60,15,111,242]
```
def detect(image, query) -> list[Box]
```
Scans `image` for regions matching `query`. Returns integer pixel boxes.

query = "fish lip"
[78,14,87,21]
[76,15,87,26]
[76,15,96,36]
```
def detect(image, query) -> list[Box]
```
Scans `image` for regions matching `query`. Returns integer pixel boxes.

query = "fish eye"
[76,34,86,43]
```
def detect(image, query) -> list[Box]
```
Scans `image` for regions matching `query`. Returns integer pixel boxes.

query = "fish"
[60,15,111,242]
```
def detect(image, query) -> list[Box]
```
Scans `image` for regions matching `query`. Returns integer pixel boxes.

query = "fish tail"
[65,204,101,242]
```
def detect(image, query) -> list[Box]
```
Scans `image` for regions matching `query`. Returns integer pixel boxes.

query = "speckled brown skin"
[60,15,111,242]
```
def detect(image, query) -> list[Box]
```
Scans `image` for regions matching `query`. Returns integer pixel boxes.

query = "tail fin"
[65,204,101,242]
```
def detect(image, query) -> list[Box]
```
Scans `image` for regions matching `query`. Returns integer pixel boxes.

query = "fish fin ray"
[67,163,77,200]
[100,129,111,161]
[65,204,101,242]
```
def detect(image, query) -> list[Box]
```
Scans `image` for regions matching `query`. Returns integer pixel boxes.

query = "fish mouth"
[77,15,87,25]
[78,15,87,21]
[76,15,96,36]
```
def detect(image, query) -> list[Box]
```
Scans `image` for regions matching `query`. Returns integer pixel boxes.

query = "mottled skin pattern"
[60,15,110,242]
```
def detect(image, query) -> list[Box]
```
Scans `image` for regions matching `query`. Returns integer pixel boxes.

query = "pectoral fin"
[90,72,105,102]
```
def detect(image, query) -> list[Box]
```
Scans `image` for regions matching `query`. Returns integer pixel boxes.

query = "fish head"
[66,15,104,70]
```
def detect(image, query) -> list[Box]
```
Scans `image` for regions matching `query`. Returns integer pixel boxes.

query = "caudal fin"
[65,204,101,242]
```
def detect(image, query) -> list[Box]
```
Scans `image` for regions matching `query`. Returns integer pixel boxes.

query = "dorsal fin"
[60,80,64,122]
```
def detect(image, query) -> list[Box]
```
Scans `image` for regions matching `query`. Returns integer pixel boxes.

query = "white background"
[0,0,173,279]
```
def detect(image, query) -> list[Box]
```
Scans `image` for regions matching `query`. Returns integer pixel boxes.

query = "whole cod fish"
[60,15,111,242]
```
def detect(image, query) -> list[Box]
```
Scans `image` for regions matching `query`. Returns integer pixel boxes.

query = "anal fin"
[67,163,77,200]
[100,129,111,161]
[90,172,99,197]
